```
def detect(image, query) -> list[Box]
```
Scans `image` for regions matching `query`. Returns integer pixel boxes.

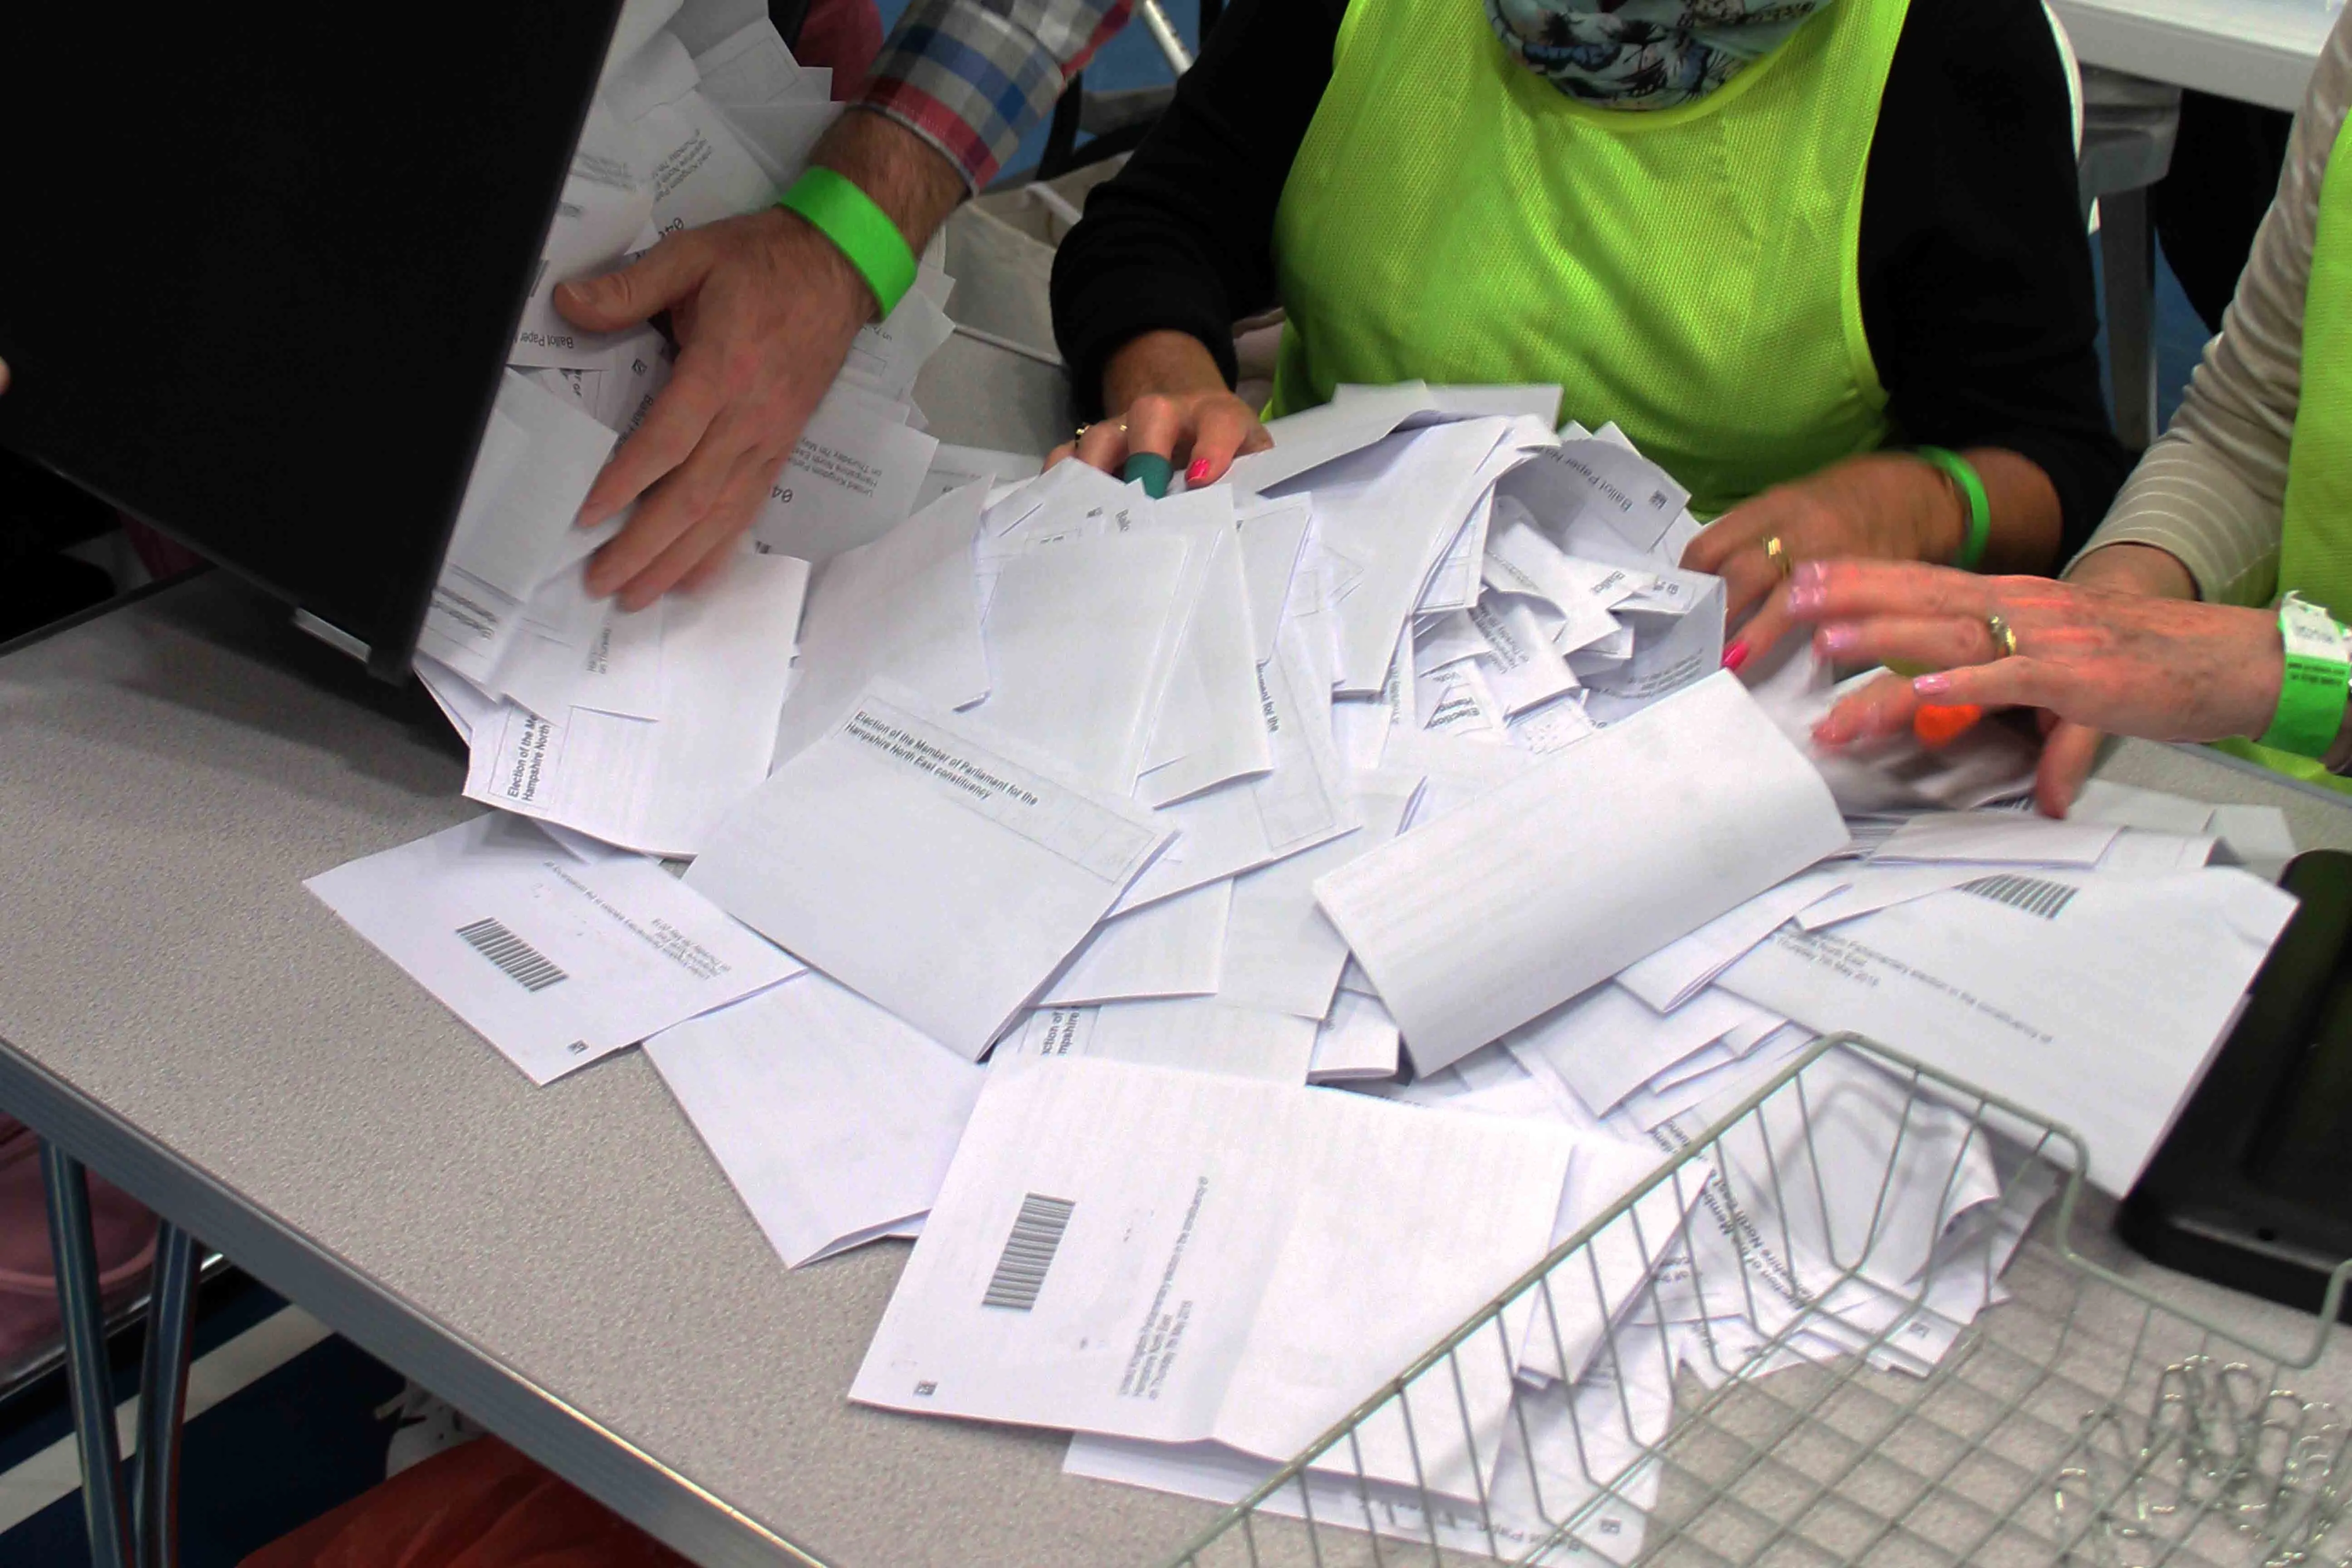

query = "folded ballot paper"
[449,549,808,859]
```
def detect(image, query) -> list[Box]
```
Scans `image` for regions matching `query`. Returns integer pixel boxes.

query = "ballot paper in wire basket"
[1149,1036,2352,1568]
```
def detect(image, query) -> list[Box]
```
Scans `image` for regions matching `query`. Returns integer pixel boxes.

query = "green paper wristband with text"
[2260,595,2352,757]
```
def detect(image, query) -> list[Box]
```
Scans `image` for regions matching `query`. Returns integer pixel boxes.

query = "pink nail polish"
[1721,640,1750,673]
[1786,584,1823,613]
[1820,625,1856,654]
[1186,460,1212,484]
[1913,672,1952,696]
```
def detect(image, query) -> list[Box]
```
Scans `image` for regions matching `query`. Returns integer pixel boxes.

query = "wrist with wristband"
[1913,446,1990,572]
[778,167,917,319]
[2262,591,2352,760]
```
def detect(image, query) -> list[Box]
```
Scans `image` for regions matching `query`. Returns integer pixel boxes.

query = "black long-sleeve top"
[1050,0,2134,548]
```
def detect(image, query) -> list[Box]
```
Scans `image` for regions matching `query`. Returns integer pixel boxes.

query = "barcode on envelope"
[1960,873,2078,921]
[455,918,568,993]
[980,1193,1075,1312]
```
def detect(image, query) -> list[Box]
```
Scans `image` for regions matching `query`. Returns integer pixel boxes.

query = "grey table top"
[6,569,2352,1568]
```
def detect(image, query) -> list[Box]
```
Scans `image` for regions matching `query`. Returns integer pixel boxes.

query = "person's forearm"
[1961,448,2063,573]
[2064,540,2200,600]
[1834,448,2063,571]
[1103,330,1230,414]
[813,109,967,267]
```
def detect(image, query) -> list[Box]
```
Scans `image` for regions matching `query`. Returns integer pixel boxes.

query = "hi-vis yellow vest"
[1265,0,1908,518]
[2212,110,2352,791]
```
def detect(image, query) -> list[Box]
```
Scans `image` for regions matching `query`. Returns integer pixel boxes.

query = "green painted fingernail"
[1122,453,1173,500]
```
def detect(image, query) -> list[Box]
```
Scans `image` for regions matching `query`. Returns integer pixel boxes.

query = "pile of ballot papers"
[302,65,2312,1545]
[406,0,986,859]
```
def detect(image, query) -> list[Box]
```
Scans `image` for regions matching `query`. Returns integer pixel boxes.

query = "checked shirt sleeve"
[854,0,1135,191]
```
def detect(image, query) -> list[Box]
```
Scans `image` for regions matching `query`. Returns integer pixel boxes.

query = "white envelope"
[771,482,992,769]
[688,681,1171,1057]
[645,971,983,1266]
[306,814,799,1085]
[1719,868,2297,1191]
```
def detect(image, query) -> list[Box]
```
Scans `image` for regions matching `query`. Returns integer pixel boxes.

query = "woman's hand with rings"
[1682,452,1976,669]
[1784,558,2286,815]
[1047,331,1271,485]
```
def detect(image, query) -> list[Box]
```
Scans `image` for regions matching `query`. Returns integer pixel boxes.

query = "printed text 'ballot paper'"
[1314,672,1847,1072]
[686,683,1171,1058]
[306,815,801,1084]
[852,1056,1577,1492]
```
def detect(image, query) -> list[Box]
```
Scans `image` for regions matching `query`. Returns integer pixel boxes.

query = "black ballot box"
[2123,849,2352,1319]
[0,6,622,680]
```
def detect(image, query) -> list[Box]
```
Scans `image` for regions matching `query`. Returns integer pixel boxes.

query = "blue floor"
[0,1275,407,1566]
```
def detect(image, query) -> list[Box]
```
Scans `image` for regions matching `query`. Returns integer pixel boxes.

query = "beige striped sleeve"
[2068,12,2352,607]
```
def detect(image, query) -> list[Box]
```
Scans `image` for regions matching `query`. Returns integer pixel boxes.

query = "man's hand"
[557,209,870,609]
[554,112,965,611]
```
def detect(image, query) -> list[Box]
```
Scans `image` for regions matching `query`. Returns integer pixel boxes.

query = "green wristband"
[1915,446,1990,571]
[778,167,917,319]
[2259,592,2351,757]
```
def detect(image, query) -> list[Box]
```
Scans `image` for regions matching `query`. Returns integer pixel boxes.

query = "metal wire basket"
[1161,1034,2352,1568]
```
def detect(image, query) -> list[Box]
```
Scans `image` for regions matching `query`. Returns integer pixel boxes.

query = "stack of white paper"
[416,6,965,862]
[323,303,2321,1547]
[448,548,809,858]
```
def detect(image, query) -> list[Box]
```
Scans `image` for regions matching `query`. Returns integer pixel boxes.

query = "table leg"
[40,1141,133,1568]
[2101,183,2161,451]
[132,1221,198,1568]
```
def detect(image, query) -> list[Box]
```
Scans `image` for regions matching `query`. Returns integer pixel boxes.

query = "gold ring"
[1764,535,1792,579]
[1986,611,2019,659]
[1073,423,1091,442]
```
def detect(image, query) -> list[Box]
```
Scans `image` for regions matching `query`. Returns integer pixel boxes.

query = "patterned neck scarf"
[1485,0,1831,109]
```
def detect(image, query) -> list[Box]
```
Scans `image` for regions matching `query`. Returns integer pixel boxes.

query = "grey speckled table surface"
[7,571,2352,1568]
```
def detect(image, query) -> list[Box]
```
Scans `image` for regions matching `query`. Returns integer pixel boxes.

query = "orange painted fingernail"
[1721,640,1750,673]
[1912,703,1983,746]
